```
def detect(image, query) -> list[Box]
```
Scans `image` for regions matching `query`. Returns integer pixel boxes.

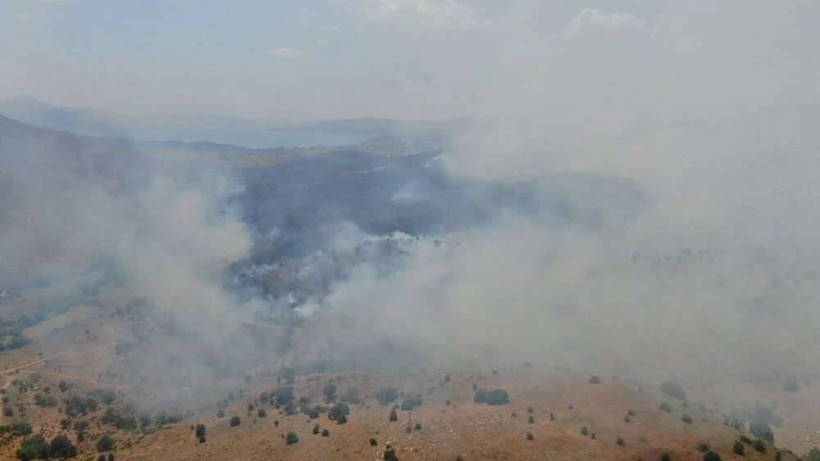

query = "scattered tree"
[323,383,337,402]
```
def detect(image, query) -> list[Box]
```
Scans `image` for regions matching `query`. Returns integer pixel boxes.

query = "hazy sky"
[1,0,666,120]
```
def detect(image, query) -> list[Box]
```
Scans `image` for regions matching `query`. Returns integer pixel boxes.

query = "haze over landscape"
[0,1,819,460]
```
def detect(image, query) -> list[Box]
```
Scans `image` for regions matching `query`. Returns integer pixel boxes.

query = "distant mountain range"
[0,97,461,149]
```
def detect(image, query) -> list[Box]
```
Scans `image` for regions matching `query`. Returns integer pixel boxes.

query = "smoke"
[296,0,820,384]
[2,0,820,415]
[0,128,257,408]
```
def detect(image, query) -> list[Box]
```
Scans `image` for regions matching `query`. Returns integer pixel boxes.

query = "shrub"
[617,437,625,446]
[733,440,745,455]
[322,429,329,437]
[96,435,115,452]
[195,423,206,440]
[749,421,774,443]
[312,424,320,434]
[659,402,672,412]
[526,432,533,441]
[660,453,671,461]
[588,375,601,384]
[273,386,295,405]
[376,388,399,406]
[370,438,378,446]
[528,415,534,424]
[753,439,766,453]
[661,381,687,401]
[389,407,398,422]
[257,408,267,418]
[414,422,422,431]
[806,447,820,461]
[285,432,299,445]
[384,447,399,461]
[229,416,241,427]
[702,451,721,461]
[784,376,800,392]
[580,426,588,436]
[327,402,350,423]
[681,414,693,424]
[697,443,710,453]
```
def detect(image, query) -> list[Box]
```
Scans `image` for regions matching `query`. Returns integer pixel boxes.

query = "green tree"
[49,434,78,459]
[96,435,115,452]
[376,388,399,406]
[16,435,49,461]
